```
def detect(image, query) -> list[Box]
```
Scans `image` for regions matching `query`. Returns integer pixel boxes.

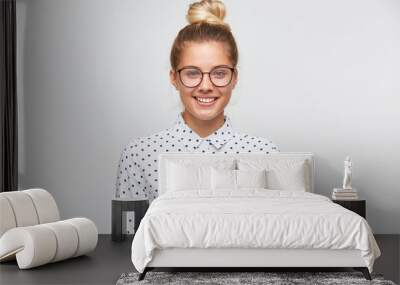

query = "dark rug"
[116,271,397,285]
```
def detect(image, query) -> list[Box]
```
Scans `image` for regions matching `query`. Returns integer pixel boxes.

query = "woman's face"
[170,41,238,122]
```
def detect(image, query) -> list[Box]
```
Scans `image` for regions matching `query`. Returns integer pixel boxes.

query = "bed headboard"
[157,152,314,195]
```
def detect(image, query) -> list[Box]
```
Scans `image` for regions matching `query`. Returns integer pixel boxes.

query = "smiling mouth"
[193,96,219,106]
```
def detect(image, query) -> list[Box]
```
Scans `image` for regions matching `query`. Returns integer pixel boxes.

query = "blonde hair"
[170,0,238,70]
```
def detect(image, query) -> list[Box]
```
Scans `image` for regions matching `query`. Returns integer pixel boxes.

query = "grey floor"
[0,234,399,285]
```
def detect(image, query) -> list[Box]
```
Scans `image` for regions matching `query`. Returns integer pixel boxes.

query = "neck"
[182,111,225,138]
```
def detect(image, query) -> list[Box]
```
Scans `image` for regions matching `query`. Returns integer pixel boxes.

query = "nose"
[198,73,213,91]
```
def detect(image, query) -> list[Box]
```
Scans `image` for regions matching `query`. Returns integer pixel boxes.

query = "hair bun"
[186,0,230,29]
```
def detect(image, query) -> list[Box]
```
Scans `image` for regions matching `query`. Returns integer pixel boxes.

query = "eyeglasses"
[176,65,235,88]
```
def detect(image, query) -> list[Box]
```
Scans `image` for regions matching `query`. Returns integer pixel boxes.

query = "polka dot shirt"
[115,112,279,202]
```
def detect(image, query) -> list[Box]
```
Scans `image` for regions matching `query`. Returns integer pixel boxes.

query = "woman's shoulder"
[121,128,170,154]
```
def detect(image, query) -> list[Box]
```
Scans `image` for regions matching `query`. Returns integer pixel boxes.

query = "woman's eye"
[185,70,201,77]
[212,70,227,77]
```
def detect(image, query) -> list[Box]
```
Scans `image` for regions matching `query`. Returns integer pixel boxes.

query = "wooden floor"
[0,234,398,285]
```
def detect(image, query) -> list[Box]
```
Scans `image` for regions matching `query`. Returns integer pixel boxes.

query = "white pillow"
[211,168,268,190]
[167,162,209,191]
[166,159,236,192]
[211,167,236,190]
[237,159,308,191]
[236,169,268,189]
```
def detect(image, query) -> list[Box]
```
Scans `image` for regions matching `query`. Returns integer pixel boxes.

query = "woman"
[115,0,279,202]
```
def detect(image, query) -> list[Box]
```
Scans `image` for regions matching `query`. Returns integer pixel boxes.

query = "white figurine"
[342,156,352,190]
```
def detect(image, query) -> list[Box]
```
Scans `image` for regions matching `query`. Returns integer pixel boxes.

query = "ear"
[169,69,178,90]
[231,68,238,89]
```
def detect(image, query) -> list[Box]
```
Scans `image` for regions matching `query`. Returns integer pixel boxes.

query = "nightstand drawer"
[332,200,366,219]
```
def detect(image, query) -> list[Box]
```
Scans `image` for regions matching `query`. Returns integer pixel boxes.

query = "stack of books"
[332,188,358,200]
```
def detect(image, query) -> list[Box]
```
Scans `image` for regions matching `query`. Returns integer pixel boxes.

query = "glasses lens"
[180,68,202,87]
[210,67,233,87]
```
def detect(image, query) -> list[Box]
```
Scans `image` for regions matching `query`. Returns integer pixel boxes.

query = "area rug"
[116,271,397,285]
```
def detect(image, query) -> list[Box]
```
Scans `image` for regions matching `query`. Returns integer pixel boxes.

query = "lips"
[193,96,219,107]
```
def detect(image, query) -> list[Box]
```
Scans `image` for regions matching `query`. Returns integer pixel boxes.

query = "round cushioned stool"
[0,189,98,269]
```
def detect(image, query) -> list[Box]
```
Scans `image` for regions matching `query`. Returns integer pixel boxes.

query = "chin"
[187,108,224,122]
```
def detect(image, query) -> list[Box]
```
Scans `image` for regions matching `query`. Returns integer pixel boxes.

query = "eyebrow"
[179,64,232,70]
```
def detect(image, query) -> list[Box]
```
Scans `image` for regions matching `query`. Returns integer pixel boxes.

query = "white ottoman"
[0,189,98,269]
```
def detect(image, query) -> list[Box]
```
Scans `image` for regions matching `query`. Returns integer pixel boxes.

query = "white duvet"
[131,189,381,273]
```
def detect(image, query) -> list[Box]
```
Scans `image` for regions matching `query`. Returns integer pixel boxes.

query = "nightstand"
[332,199,366,219]
[111,199,149,242]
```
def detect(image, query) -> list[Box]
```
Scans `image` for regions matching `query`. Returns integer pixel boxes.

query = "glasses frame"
[176,65,236,88]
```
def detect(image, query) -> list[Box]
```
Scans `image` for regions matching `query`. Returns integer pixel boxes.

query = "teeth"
[196,97,216,103]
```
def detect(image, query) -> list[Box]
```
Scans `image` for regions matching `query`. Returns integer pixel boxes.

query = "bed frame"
[140,248,371,280]
[137,152,372,281]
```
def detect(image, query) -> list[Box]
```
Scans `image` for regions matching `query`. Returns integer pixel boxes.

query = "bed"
[130,152,381,281]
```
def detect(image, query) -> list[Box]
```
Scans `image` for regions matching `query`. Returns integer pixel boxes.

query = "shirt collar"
[171,112,234,150]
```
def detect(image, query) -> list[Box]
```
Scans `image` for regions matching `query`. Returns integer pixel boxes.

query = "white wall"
[17,0,400,234]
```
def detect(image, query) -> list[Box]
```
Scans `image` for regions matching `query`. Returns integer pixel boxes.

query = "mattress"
[131,189,381,273]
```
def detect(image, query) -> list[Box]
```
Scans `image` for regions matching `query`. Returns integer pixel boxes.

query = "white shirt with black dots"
[115,112,279,202]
